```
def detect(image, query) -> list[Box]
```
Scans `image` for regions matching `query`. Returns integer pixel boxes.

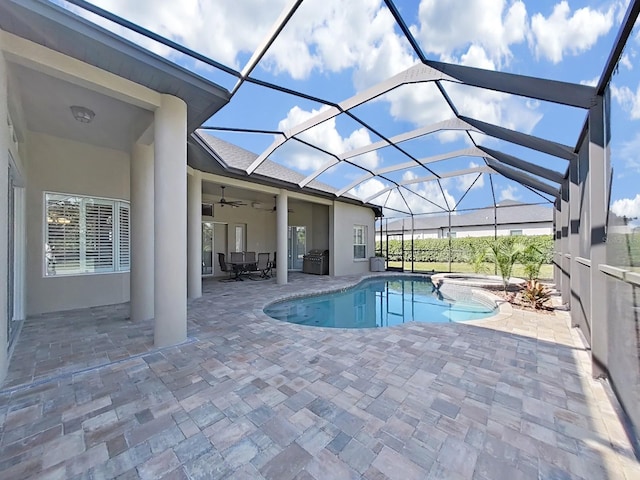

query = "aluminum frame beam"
[336,148,485,196]
[484,158,559,198]
[426,60,597,108]
[479,146,565,184]
[341,118,475,161]
[233,0,303,94]
[461,116,576,161]
[362,165,493,204]
[246,63,456,175]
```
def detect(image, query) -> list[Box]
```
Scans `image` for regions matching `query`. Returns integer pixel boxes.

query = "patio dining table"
[228,260,255,281]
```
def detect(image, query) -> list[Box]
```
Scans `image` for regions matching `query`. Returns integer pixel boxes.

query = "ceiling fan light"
[70,105,95,123]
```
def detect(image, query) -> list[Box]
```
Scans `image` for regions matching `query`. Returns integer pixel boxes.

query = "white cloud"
[611,194,640,219]
[616,131,640,172]
[457,162,485,191]
[611,83,640,120]
[499,185,521,201]
[530,1,614,63]
[619,53,633,71]
[263,0,399,80]
[276,106,380,171]
[411,0,528,67]
[85,0,286,69]
[580,77,599,87]
[351,178,386,203]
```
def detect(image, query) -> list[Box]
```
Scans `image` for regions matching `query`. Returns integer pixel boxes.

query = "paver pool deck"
[1,272,638,479]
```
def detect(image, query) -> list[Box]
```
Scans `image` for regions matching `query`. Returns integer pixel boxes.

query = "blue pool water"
[264,276,496,328]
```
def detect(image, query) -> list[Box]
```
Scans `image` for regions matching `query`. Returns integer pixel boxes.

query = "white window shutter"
[118,203,130,270]
[46,195,81,274]
[85,201,114,272]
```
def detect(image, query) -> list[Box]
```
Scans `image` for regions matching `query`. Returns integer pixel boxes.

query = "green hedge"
[377,235,554,263]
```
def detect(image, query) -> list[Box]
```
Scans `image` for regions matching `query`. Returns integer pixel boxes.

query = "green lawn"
[386,261,553,280]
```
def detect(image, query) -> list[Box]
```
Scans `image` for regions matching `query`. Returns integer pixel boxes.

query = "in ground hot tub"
[431,273,525,291]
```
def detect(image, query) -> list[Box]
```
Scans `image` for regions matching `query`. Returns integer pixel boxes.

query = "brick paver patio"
[1,273,638,479]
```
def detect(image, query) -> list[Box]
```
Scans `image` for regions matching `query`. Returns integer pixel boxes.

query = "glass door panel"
[288,226,306,270]
[202,222,214,275]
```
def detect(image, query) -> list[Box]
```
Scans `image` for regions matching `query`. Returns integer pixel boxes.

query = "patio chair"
[230,251,244,263]
[217,253,236,281]
[252,252,271,279]
[269,251,276,274]
[245,251,257,271]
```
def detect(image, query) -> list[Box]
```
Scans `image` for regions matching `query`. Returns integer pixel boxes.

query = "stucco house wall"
[331,201,375,276]
[25,132,130,315]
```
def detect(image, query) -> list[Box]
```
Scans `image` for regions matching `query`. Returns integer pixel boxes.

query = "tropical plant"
[468,242,488,274]
[487,237,525,293]
[521,279,552,309]
[521,244,546,280]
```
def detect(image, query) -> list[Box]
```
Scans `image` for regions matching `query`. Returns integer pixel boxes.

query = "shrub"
[521,279,552,309]
[377,235,553,265]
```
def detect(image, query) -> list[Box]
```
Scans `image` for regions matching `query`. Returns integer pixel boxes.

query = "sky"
[62,0,639,220]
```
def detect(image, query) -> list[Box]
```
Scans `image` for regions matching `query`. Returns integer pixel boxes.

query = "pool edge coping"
[255,272,513,329]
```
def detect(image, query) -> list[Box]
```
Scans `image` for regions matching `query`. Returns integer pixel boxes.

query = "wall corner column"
[589,92,610,379]
[276,190,288,285]
[130,143,154,322]
[154,94,187,347]
[0,52,9,383]
[560,180,571,305]
[553,201,561,289]
[569,152,582,331]
[187,170,202,299]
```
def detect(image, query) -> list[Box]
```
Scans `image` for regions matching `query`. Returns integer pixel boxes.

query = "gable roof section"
[0,0,230,133]
[189,131,378,212]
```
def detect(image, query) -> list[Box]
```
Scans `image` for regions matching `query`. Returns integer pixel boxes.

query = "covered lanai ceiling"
[54,0,640,218]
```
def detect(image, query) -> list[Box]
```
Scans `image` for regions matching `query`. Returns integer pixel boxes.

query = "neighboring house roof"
[190,131,378,212]
[0,0,230,133]
[384,200,553,231]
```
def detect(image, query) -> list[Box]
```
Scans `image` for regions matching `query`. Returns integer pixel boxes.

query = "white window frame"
[510,229,523,236]
[353,225,368,259]
[44,192,130,277]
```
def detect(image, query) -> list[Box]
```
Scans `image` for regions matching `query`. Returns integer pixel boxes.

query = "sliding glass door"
[288,226,306,270]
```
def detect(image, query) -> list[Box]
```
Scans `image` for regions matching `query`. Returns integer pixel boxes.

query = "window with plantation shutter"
[44,193,130,276]
[118,204,130,269]
[85,200,114,272]
[46,195,81,275]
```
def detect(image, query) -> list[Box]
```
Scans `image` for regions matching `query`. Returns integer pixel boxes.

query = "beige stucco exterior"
[0,17,378,384]
[331,202,376,277]
[25,132,131,315]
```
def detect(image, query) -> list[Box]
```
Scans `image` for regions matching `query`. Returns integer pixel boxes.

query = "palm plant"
[468,242,488,274]
[522,244,545,280]
[487,237,525,293]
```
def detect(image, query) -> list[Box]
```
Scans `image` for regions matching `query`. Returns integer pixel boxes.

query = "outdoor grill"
[302,249,329,275]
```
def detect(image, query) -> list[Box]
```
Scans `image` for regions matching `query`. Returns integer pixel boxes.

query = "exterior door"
[288,226,306,270]
[202,222,214,275]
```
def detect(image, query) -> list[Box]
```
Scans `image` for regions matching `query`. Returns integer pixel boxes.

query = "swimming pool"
[264,276,497,328]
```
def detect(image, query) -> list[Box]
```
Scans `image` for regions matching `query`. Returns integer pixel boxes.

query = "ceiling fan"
[267,195,293,213]
[215,186,246,208]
